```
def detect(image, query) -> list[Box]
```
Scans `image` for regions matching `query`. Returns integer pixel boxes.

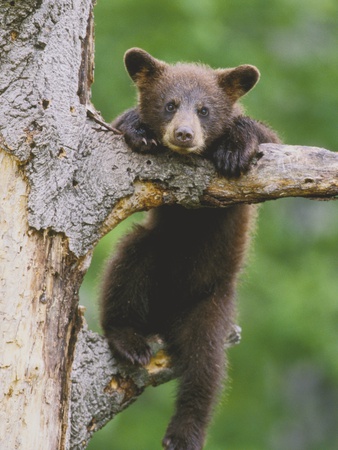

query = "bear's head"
[124,48,260,155]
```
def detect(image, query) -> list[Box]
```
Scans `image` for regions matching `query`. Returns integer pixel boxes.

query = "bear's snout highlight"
[162,112,205,154]
[175,126,194,144]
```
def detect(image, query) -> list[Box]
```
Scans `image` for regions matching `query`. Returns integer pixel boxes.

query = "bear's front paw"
[106,327,152,366]
[124,125,159,154]
[211,143,255,178]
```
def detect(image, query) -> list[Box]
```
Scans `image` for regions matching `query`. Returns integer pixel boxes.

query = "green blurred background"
[80,0,338,449]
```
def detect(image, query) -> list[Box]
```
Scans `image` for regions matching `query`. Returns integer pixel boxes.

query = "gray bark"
[0,1,337,450]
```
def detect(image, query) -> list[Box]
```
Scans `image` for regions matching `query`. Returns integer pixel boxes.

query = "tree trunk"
[0,2,337,450]
[0,1,94,448]
[0,152,83,449]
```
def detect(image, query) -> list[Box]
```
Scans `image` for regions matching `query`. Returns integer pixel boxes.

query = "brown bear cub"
[100,48,279,450]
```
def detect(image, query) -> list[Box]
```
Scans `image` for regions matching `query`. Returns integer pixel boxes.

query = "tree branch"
[68,311,241,449]
[204,143,338,206]
[29,109,338,259]
[97,137,338,241]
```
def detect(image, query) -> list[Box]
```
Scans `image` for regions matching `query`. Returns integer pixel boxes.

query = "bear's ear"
[217,65,260,102]
[124,48,166,84]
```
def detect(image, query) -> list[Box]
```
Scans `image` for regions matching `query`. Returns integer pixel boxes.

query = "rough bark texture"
[1,1,338,450]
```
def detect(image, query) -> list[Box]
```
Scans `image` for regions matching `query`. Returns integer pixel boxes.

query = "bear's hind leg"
[100,223,156,366]
[162,296,234,450]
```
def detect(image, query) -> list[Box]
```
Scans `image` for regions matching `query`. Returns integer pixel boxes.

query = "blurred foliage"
[80,0,338,448]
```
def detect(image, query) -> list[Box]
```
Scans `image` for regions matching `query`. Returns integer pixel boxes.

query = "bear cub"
[100,48,279,450]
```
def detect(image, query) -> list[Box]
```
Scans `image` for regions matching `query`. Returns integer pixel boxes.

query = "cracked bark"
[0,1,337,450]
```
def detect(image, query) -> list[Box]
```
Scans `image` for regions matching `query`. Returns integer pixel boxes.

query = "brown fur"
[101,49,280,450]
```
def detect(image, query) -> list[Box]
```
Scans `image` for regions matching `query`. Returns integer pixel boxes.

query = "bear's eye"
[198,106,209,117]
[165,102,176,113]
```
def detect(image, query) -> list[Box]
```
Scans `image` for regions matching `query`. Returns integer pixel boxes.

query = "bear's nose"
[175,126,194,143]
